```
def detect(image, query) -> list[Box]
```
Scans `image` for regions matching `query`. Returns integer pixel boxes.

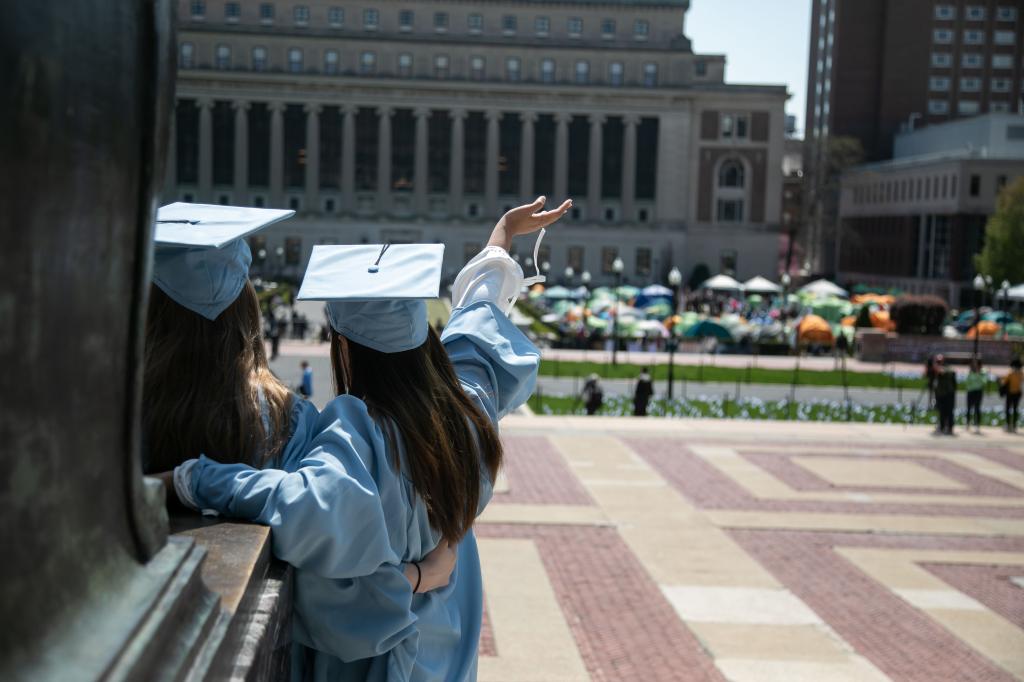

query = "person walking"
[933,355,957,436]
[582,373,604,415]
[964,358,985,434]
[1000,358,1023,432]
[633,367,654,416]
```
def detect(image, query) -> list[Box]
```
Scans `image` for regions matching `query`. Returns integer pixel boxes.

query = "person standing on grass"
[633,367,654,416]
[933,354,957,436]
[582,373,604,415]
[964,358,985,434]
[1000,358,1023,432]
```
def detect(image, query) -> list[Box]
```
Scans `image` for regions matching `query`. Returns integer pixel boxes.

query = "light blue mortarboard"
[297,243,444,353]
[152,203,295,320]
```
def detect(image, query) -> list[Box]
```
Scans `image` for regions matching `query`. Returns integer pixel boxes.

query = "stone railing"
[856,329,1023,365]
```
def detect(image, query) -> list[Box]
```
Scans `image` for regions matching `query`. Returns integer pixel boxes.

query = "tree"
[975,177,1024,285]
[890,295,948,336]
[802,136,864,276]
[688,263,711,291]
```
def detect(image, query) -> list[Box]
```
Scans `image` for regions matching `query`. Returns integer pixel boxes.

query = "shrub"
[889,295,948,335]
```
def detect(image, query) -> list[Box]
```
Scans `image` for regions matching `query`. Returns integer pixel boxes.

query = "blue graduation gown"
[187,300,539,681]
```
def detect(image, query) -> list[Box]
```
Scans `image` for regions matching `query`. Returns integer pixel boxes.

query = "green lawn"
[539,359,929,389]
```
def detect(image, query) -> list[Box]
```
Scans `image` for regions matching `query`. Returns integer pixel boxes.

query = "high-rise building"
[803,0,1023,274]
[168,0,788,284]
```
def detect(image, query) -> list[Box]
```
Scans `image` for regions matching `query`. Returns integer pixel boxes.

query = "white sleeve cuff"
[451,246,525,315]
[173,459,202,511]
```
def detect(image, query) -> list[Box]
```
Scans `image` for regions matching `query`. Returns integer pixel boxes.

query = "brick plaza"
[475,417,1024,681]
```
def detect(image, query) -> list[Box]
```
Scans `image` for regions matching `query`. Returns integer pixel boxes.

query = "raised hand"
[487,196,572,251]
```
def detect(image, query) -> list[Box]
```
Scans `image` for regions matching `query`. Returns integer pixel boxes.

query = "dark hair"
[331,327,503,544]
[1012,357,1022,369]
[142,282,293,473]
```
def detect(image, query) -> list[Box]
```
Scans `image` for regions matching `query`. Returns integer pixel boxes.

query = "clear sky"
[687,0,811,135]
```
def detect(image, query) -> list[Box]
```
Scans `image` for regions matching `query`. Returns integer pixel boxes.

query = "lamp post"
[1001,279,1011,312]
[667,266,683,399]
[541,261,551,281]
[564,266,575,287]
[611,257,625,366]
[780,272,792,323]
[275,245,285,279]
[581,270,591,287]
[973,273,986,360]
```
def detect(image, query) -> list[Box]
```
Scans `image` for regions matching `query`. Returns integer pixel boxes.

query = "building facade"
[837,113,1024,305]
[168,0,787,284]
[803,0,1023,274]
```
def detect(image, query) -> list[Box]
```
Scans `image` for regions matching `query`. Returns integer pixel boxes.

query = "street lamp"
[581,270,591,286]
[780,272,792,322]
[667,267,683,399]
[1001,279,1011,312]
[275,245,285,279]
[611,257,625,366]
[564,266,575,285]
[973,273,986,360]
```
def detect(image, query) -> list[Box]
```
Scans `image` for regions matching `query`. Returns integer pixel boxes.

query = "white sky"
[687,0,812,135]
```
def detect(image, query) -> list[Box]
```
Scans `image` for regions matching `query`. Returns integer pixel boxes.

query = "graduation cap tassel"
[368,243,391,273]
[522,229,547,287]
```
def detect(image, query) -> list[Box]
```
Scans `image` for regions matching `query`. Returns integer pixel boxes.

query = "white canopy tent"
[798,278,849,298]
[1005,283,1024,301]
[700,274,744,292]
[743,276,783,295]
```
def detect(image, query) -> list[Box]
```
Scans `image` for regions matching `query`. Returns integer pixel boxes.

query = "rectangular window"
[259,3,274,23]
[567,17,582,36]
[568,246,584,272]
[643,62,658,87]
[293,5,309,25]
[470,56,485,80]
[434,12,448,31]
[993,54,1014,68]
[961,53,983,68]
[991,101,1012,112]
[994,30,1016,44]
[575,60,589,84]
[363,8,379,29]
[224,2,240,21]
[960,77,981,92]
[959,99,980,115]
[601,247,619,274]
[608,61,623,86]
[468,13,483,32]
[931,52,952,67]
[328,6,343,27]
[190,0,205,19]
[933,28,953,43]
[929,76,951,91]
[535,16,549,35]
[288,47,303,73]
[965,5,986,20]
[717,199,744,222]
[963,29,984,44]
[179,42,194,68]
[540,58,555,83]
[397,53,413,77]
[928,99,950,114]
[251,46,267,71]
[324,49,339,74]
[360,51,376,74]
[506,57,521,82]
[695,60,707,77]
[992,78,1012,92]
[722,114,734,138]
[634,19,649,38]
[601,18,615,37]
[736,116,748,139]
[934,5,955,20]
[215,44,231,69]
[635,248,652,277]
[502,15,517,34]
[996,7,1018,21]
[399,10,413,30]
[970,174,981,196]
[434,54,449,79]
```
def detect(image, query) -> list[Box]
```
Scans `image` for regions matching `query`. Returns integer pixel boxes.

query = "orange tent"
[798,315,834,345]
[840,315,857,328]
[852,293,895,306]
[966,320,1001,338]
[869,309,896,331]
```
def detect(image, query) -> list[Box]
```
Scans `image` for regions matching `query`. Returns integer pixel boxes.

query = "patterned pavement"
[476,417,1024,681]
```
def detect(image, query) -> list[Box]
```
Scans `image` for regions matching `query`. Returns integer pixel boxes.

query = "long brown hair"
[142,282,293,473]
[331,327,503,544]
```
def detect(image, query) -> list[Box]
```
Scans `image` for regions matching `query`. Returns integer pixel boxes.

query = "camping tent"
[797,315,835,345]
[683,319,734,340]
[641,284,674,298]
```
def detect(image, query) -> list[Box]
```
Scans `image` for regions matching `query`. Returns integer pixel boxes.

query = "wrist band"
[413,562,422,593]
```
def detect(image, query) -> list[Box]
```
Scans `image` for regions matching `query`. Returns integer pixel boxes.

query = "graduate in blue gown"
[172,197,572,681]
[145,203,456,636]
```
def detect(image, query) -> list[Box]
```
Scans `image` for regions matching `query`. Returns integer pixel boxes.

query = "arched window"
[718,160,745,188]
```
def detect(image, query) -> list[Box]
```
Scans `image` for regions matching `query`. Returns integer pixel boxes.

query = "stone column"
[376,106,392,214]
[197,98,213,201]
[485,110,501,216]
[449,109,466,217]
[519,111,536,202]
[413,108,430,215]
[232,100,248,202]
[554,112,570,201]
[587,113,605,219]
[164,108,177,199]
[304,103,321,213]
[621,114,639,223]
[341,105,356,213]
[269,101,285,207]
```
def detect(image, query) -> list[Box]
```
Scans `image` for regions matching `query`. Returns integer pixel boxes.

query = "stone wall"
[856,329,1021,365]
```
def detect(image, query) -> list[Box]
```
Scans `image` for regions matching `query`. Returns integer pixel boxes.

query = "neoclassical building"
[168,0,788,285]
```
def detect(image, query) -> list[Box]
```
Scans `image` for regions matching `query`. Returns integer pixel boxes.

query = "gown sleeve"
[186,397,401,579]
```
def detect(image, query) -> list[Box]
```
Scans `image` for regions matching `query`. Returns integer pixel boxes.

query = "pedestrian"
[266,312,281,360]
[964,358,985,434]
[298,360,313,399]
[633,367,654,416]
[582,373,604,415]
[933,354,957,435]
[834,332,849,369]
[924,355,938,409]
[1000,358,1023,432]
